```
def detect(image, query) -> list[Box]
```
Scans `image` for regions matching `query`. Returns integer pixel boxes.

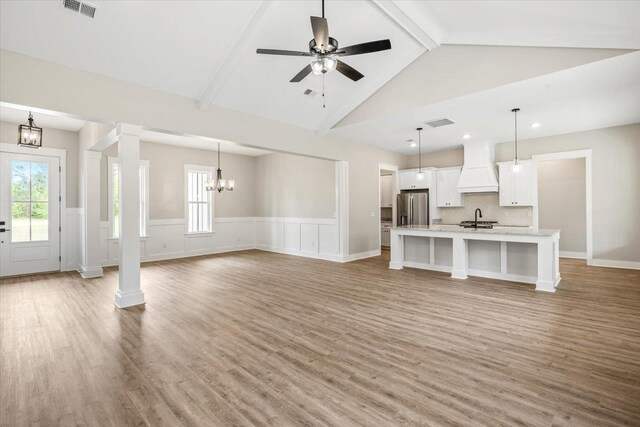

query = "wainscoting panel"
[90,216,374,268]
[300,223,318,253]
[284,222,301,251]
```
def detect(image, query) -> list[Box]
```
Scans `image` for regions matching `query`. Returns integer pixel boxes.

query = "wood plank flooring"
[1,250,639,426]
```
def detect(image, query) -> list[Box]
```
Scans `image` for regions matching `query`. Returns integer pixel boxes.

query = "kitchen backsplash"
[438,193,533,226]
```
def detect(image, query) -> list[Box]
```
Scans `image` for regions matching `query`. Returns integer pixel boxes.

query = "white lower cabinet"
[436,167,463,207]
[381,227,391,247]
[498,160,535,206]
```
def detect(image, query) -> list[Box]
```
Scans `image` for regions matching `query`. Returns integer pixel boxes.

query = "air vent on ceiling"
[303,89,317,97]
[62,0,97,19]
[425,118,454,128]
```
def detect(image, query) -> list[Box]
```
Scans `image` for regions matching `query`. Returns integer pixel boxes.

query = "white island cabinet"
[389,225,561,292]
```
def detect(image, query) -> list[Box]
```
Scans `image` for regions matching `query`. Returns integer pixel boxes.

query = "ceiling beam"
[370,0,441,50]
[197,0,276,110]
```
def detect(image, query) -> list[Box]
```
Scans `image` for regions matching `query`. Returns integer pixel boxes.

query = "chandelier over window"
[18,111,43,149]
[206,143,235,192]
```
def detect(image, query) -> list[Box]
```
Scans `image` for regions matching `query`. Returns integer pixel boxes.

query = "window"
[185,165,213,233]
[108,157,149,239]
[10,160,49,242]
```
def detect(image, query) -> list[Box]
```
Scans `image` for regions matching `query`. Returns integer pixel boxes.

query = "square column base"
[114,289,145,309]
[78,265,104,279]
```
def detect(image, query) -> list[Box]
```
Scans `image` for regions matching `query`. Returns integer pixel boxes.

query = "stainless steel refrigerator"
[397,190,429,226]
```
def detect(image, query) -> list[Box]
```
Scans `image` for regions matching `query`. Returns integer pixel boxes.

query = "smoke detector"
[424,118,454,128]
[62,0,97,19]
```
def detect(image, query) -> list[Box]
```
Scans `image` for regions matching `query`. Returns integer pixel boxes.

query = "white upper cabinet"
[380,175,393,207]
[398,169,431,190]
[498,160,535,206]
[436,167,463,207]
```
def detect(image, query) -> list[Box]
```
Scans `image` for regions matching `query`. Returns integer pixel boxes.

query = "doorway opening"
[379,164,398,251]
[533,149,592,264]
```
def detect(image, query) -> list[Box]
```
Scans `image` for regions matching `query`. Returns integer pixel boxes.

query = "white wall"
[0,120,79,207]
[537,158,586,255]
[339,45,629,126]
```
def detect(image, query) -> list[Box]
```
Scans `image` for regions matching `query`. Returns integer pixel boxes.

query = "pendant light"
[206,143,235,192]
[511,108,520,173]
[415,127,425,180]
[17,111,43,149]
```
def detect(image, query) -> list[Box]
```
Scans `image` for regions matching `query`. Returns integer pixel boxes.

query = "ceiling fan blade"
[337,39,392,56]
[256,48,312,57]
[310,16,329,52]
[290,64,313,83]
[336,60,364,82]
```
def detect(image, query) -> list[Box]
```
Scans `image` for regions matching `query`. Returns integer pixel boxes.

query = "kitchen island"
[389,225,561,292]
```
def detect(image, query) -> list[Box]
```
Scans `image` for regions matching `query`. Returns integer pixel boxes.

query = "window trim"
[107,156,150,239]
[184,164,215,235]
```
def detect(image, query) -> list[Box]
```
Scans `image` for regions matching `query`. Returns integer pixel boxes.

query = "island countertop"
[392,224,560,237]
[389,224,561,292]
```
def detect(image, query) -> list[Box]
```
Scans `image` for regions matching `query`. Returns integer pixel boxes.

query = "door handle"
[0,228,10,233]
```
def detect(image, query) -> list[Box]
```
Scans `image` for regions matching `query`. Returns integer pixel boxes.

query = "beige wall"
[537,158,586,253]
[0,50,407,255]
[254,153,335,218]
[407,123,640,263]
[498,124,640,263]
[0,120,79,208]
[100,141,258,221]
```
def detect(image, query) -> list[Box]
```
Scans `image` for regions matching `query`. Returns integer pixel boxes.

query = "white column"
[536,238,556,292]
[78,150,103,278]
[451,236,468,279]
[388,229,404,269]
[114,124,145,308]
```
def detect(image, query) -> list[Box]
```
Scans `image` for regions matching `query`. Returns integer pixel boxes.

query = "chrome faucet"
[474,208,482,229]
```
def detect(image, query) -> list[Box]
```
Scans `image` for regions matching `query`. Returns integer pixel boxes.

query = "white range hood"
[457,141,499,193]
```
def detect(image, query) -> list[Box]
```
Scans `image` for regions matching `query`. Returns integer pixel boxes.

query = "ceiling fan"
[256,0,392,84]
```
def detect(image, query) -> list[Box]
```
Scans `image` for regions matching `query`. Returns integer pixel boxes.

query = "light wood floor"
[1,251,639,426]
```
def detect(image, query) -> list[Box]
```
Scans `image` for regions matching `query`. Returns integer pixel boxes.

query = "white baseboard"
[403,261,452,273]
[256,245,344,263]
[559,251,587,259]
[342,249,381,262]
[468,269,537,285]
[590,259,640,270]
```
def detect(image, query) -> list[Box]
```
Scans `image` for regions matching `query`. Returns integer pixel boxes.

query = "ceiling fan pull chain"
[322,73,326,108]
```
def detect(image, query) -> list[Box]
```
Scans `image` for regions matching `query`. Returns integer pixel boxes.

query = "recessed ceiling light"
[531,122,540,129]
[410,142,417,148]
[462,134,471,139]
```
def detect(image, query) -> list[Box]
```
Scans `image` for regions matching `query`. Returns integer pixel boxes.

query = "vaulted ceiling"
[0,0,638,154]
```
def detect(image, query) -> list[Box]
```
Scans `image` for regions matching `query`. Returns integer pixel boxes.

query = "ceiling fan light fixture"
[310,56,337,75]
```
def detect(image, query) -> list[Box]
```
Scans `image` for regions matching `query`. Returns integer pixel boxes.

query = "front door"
[0,152,60,277]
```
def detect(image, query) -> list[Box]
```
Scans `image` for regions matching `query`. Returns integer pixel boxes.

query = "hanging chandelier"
[511,108,521,173]
[206,143,235,192]
[17,111,43,149]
